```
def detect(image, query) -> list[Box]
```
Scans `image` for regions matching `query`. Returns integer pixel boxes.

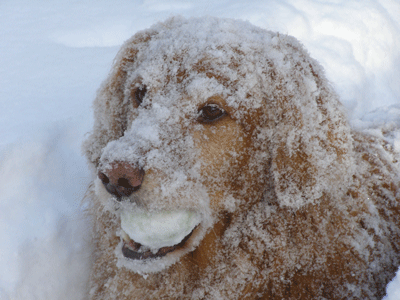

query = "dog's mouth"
[121,226,197,260]
[120,209,201,261]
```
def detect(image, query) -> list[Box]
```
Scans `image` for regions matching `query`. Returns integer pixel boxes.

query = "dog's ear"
[261,35,354,208]
[82,31,155,166]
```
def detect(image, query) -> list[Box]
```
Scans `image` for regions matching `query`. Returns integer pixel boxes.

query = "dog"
[83,16,400,299]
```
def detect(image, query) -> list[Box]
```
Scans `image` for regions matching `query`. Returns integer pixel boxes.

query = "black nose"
[98,162,144,200]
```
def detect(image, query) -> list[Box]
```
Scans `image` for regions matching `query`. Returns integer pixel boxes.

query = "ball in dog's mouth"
[120,209,201,260]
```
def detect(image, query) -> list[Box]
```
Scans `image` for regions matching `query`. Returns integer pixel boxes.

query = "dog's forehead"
[131,54,234,105]
[122,18,282,109]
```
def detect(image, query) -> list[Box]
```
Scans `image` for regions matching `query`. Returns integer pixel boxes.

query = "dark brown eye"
[134,85,147,105]
[197,104,226,123]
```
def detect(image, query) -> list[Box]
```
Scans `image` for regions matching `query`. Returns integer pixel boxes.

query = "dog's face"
[91,49,267,273]
[84,17,353,275]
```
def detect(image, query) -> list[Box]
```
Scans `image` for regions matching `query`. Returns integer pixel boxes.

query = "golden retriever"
[83,16,400,299]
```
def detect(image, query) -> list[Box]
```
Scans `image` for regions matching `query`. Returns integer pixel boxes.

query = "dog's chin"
[116,222,207,274]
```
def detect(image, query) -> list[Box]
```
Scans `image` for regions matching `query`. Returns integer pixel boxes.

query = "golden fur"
[83,17,400,299]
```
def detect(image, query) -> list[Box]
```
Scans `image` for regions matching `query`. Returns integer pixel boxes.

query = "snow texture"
[84,16,353,209]
[0,0,399,299]
[85,16,399,299]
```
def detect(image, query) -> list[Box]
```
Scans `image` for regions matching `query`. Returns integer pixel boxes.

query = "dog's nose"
[98,162,144,200]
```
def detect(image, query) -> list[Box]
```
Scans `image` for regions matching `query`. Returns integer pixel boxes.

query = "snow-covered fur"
[83,16,400,299]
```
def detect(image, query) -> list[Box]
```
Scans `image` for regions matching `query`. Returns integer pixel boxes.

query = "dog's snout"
[98,162,144,200]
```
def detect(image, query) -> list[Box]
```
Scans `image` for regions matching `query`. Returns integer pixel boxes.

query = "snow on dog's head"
[84,15,352,270]
[84,16,352,273]
[82,17,400,299]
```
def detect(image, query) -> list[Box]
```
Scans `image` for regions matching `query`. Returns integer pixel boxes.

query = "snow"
[0,0,399,299]
[120,209,201,249]
[386,269,400,300]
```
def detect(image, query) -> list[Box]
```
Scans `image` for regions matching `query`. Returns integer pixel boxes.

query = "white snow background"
[1,0,399,299]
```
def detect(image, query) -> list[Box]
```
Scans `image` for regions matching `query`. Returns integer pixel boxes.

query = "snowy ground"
[0,0,399,299]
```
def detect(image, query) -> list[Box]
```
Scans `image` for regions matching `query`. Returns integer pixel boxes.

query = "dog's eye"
[134,85,147,105]
[197,104,226,123]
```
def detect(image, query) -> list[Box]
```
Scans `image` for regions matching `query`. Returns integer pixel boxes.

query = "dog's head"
[83,16,354,273]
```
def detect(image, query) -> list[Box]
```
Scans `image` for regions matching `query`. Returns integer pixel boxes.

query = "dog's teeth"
[121,229,144,251]
[128,240,142,251]
[121,230,131,242]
